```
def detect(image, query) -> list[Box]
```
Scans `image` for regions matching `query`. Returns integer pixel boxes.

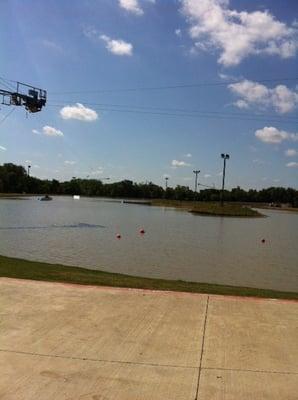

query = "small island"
[189,202,262,217]
[152,200,263,217]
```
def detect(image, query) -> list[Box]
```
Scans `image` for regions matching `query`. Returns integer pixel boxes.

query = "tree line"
[0,163,297,206]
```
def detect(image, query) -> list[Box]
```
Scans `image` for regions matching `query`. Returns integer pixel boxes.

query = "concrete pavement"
[0,278,297,399]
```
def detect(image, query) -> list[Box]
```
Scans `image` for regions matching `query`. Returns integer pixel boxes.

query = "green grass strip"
[0,255,297,300]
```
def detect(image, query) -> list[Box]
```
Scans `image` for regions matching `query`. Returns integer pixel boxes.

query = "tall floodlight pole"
[193,170,200,192]
[220,154,230,206]
[165,176,169,190]
[27,165,31,177]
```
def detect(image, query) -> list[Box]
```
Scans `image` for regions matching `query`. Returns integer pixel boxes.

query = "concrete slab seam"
[202,366,298,376]
[0,349,199,370]
[195,295,210,400]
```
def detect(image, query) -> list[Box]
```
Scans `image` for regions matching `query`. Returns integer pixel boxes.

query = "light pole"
[27,165,31,177]
[165,176,169,190]
[193,170,200,192]
[220,154,230,206]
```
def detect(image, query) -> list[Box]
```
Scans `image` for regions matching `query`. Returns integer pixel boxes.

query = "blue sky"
[1,0,298,189]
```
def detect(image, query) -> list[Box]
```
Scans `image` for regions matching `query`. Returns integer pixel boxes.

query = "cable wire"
[0,107,16,126]
[48,77,298,95]
[0,78,15,92]
[47,103,298,124]
[47,100,298,121]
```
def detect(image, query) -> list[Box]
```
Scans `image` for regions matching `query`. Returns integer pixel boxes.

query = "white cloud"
[234,99,250,109]
[175,28,182,37]
[255,127,298,144]
[119,0,143,15]
[204,174,211,178]
[218,72,241,81]
[285,149,297,157]
[60,103,98,121]
[25,160,32,163]
[252,159,266,165]
[90,167,104,175]
[32,129,40,134]
[171,159,191,167]
[41,39,63,53]
[185,153,192,158]
[229,80,298,114]
[0,145,7,151]
[286,162,298,168]
[84,28,133,56]
[43,126,64,137]
[64,160,76,165]
[100,35,133,56]
[181,0,298,66]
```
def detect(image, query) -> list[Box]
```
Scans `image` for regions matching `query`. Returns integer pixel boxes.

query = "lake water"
[0,196,297,292]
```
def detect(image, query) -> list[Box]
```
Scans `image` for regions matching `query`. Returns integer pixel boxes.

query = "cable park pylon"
[0,80,47,113]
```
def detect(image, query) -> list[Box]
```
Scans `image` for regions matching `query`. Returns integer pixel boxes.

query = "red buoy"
[116,233,122,239]
[261,239,265,243]
[139,228,145,234]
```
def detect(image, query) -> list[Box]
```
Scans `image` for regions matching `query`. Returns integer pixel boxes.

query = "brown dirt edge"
[0,254,297,301]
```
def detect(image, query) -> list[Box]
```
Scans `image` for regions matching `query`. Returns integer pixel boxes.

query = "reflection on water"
[0,196,297,292]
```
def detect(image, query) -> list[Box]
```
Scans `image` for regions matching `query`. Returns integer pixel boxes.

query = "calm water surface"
[0,196,297,292]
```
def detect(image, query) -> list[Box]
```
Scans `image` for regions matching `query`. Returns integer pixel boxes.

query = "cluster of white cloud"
[0,145,6,151]
[60,103,98,121]
[255,126,298,144]
[254,128,298,169]
[33,126,64,137]
[229,80,298,114]
[181,0,298,66]
[100,34,133,56]
[285,148,298,168]
[171,159,191,167]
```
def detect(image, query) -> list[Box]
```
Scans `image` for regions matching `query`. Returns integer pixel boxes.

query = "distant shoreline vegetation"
[0,255,297,301]
[0,163,298,207]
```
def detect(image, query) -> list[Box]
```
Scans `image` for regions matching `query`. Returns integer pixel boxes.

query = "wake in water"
[0,223,105,230]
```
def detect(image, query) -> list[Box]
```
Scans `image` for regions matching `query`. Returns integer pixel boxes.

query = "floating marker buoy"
[261,239,265,243]
[116,233,122,239]
[139,228,145,234]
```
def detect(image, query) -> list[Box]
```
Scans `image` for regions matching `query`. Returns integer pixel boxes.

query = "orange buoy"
[116,233,122,239]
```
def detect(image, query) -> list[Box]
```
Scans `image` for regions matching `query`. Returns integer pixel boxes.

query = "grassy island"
[0,255,296,300]
[152,200,263,217]
[189,203,262,217]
